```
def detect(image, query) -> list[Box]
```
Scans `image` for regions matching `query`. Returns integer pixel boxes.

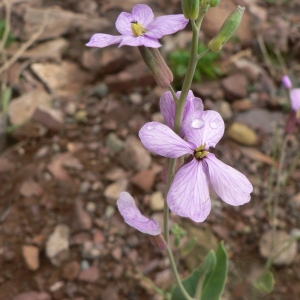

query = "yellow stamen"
[194,143,209,160]
[131,21,148,37]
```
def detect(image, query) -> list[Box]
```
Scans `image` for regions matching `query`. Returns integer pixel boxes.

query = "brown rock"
[227,122,258,146]
[22,245,40,271]
[20,179,43,197]
[112,247,122,261]
[221,74,248,101]
[101,286,120,300]
[47,153,71,181]
[79,266,99,283]
[105,167,126,181]
[93,229,106,244]
[119,135,151,171]
[63,261,80,280]
[32,107,63,131]
[104,179,128,201]
[232,99,253,111]
[74,199,92,230]
[13,292,51,300]
[131,169,156,191]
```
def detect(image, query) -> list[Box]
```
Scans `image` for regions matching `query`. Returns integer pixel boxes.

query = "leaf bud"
[208,5,245,52]
[181,0,199,20]
[210,0,220,7]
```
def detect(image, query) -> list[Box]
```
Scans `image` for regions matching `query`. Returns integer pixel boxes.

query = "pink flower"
[282,75,292,89]
[160,90,203,137]
[139,110,253,222]
[290,88,300,118]
[86,4,188,48]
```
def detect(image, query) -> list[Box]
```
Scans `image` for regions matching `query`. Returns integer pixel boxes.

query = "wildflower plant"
[87,1,251,299]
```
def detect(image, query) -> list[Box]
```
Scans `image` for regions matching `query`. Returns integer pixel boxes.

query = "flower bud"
[149,234,168,250]
[181,0,199,20]
[210,0,220,7]
[282,75,292,89]
[138,46,173,88]
[208,5,245,53]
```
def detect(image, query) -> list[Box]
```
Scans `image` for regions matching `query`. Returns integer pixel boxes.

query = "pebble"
[105,205,116,218]
[12,291,51,300]
[46,224,70,266]
[93,229,106,244]
[131,169,156,191]
[105,167,127,181]
[82,241,101,259]
[129,92,142,104]
[227,122,258,146]
[91,83,108,98]
[19,179,43,197]
[259,230,297,266]
[290,193,300,210]
[112,247,122,261]
[22,245,40,271]
[74,199,92,230]
[221,73,248,101]
[86,201,96,213]
[150,191,165,211]
[154,269,173,289]
[63,156,84,170]
[119,135,151,171]
[63,261,80,280]
[91,181,103,191]
[79,181,91,194]
[151,112,164,123]
[104,179,128,201]
[81,259,90,270]
[79,266,100,283]
[105,133,124,155]
[101,286,120,300]
[49,281,64,292]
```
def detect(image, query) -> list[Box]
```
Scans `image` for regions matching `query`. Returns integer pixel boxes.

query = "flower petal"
[118,35,161,47]
[160,91,176,129]
[117,192,161,235]
[167,159,211,222]
[131,4,154,28]
[182,90,203,121]
[182,110,225,149]
[116,12,134,36]
[86,34,123,48]
[205,153,252,206]
[139,122,193,158]
[147,15,188,39]
[290,88,300,112]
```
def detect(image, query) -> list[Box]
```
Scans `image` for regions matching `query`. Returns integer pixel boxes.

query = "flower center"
[131,21,148,37]
[194,143,209,160]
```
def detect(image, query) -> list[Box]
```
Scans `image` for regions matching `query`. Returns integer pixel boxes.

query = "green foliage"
[182,237,197,256]
[172,224,186,247]
[171,241,228,300]
[169,42,222,87]
[253,271,274,294]
[0,19,15,48]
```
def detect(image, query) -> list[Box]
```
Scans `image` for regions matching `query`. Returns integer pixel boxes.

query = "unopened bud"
[210,0,220,7]
[208,5,245,52]
[282,75,292,89]
[138,46,173,88]
[181,0,199,20]
[149,234,168,250]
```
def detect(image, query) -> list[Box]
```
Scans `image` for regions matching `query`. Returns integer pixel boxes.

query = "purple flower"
[160,90,203,136]
[282,75,292,89]
[290,88,300,118]
[117,192,161,235]
[86,4,188,49]
[139,110,253,222]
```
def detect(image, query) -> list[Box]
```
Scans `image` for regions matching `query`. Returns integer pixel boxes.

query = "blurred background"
[0,0,300,299]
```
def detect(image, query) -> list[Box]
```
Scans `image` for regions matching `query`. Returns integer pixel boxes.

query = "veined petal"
[290,88,300,112]
[205,153,252,206]
[131,4,154,28]
[160,91,176,129]
[117,192,161,235]
[86,34,123,48]
[182,110,225,149]
[116,12,134,36]
[147,15,188,39]
[139,122,193,158]
[119,35,161,47]
[167,159,211,222]
[182,90,203,121]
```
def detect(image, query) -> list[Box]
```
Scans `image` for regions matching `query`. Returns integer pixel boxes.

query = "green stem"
[169,85,179,103]
[194,274,205,300]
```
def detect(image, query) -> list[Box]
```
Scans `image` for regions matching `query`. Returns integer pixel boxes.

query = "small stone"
[63,261,80,280]
[105,133,124,155]
[154,269,173,289]
[112,247,122,261]
[151,112,164,123]
[104,179,128,201]
[13,291,51,300]
[79,266,99,283]
[93,229,106,244]
[113,265,124,279]
[129,92,142,104]
[105,205,115,218]
[103,119,117,130]
[79,181,90,194]
[259,230,297,266]
[91,83,109,98]
[221,74,248,101]
[32,107,63,131]
[82,241,101,259]
[71,232,91,245]
[91,181,103,191]
[20,179,43,197]
[22,245,40,271]
[74,199,92,230]
[75,110,87,122]
[63,157,84,170]
[101,286,120,300]
[150,191,164,211]
[64,102,77,115]
[49,281,64,292]
[216,100,233,121]
[35,146,50,158]
[3,249,15,261]
[86,201,96,213]
[46,224,70,266]
[232,99,253,111]
[81,260,90,270]
[227,122,258,146]
[119,135,151,171]
[290,193,300,209]
[131,169,156,191]
[105,167,126,181]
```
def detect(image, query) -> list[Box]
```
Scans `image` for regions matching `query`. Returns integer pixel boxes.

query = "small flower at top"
[160,90,203,137]
[117,192,167,250]
[282,75,300,119]
[139,110,253,222]
[86,4,188,49]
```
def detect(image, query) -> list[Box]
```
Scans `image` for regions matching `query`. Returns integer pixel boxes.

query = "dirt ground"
[0,0,300,299]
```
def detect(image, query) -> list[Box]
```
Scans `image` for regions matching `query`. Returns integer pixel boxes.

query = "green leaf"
[253,270,274,293]
[171,250,216,300]
[201,241,228,300]
[182,237,197,256]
